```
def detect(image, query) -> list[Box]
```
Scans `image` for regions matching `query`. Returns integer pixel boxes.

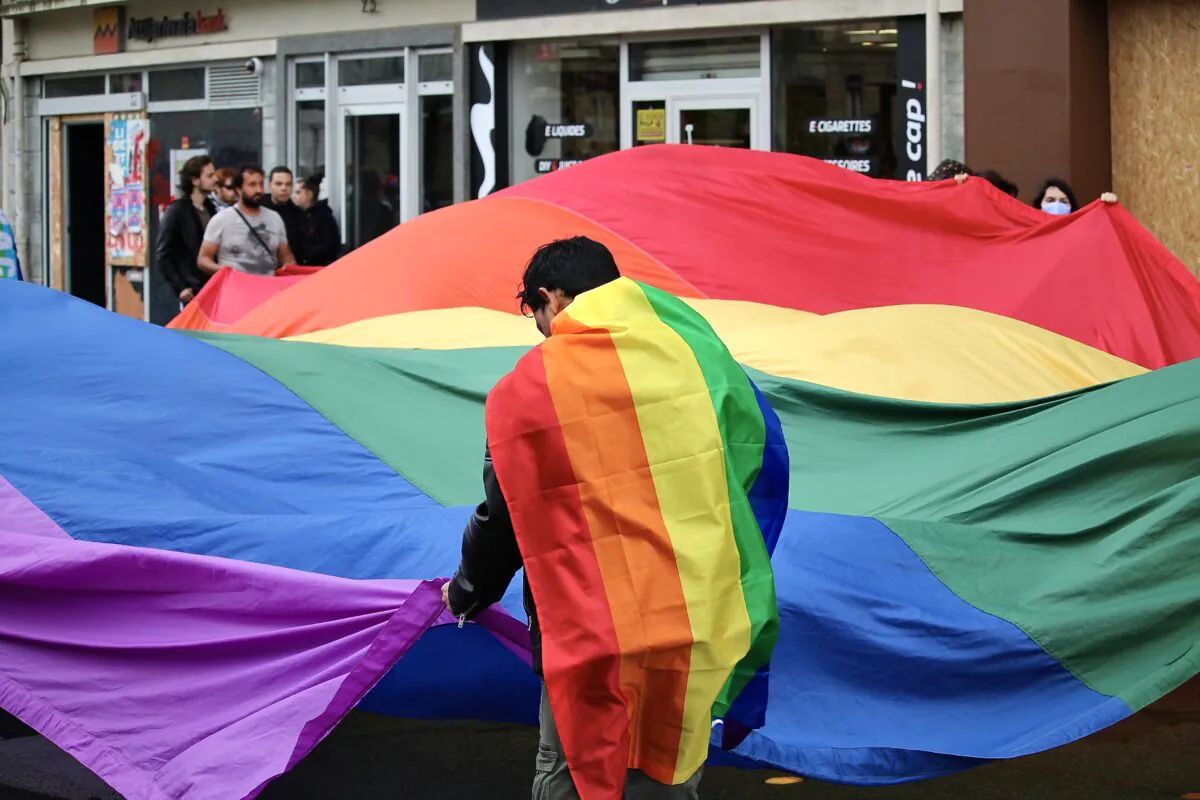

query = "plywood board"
[111,267,145,320]
[48,117,64,291]
[1109,0,1200,278]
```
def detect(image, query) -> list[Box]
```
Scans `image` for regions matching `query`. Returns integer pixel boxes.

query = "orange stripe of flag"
[542,318,695,781]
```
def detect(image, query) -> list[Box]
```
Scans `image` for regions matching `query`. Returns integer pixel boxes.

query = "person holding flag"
[445,236,789,799]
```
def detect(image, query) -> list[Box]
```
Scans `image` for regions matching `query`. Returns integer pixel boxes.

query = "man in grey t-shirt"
[198,164,295,276]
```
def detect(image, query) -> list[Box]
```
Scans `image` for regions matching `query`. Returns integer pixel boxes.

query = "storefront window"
[509,40,619,185]
[338,56,405,87]
[771,23,899,178]
[418,53,453,84]
[149,68,206,103]
[296,100,326,182]
[296,61,326,90]
[629,36,761,81]
[422,95,454,212]
[109,72,144,94]
[43,75,106,98]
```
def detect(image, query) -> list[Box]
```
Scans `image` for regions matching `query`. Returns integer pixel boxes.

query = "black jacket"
[155,195,216,297]
[299,201,342,267]
[448,444,541,673]
[263,199,307,265]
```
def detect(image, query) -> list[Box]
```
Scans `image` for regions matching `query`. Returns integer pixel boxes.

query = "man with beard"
[198,164,295,276]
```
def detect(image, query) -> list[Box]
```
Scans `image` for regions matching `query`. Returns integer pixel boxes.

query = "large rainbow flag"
[2,145,1199,800]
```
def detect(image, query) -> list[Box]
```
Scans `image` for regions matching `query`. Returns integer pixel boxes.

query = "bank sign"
[127,9,228,43]
[478,0,752,19]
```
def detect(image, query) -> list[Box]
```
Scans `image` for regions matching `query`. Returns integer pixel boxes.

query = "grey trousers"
[533,687,703,800]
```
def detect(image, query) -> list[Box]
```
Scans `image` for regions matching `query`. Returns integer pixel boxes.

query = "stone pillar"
[963,0,1111,204]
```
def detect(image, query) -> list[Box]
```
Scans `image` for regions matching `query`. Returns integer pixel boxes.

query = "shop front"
[464,0,963,199]
[2,0,471,324]
[279,34,457,254]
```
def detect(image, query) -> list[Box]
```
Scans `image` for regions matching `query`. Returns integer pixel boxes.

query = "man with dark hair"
[156,154,217,305]
[263,165,307,265]
[516,235,622,336]
[444,236,760,798]
[197,164,294,276]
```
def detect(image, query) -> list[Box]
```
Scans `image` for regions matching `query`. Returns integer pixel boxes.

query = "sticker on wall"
[636,108,666,143]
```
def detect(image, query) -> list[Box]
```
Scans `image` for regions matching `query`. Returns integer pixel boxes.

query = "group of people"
[157,156,341,306]
[927,158,1118,215]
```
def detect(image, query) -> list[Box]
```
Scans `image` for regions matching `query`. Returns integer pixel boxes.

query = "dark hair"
[232,164,265,190]
[299,173,324,194]
[269,165,293,180]
[517,237,621,316]
[1032,178,1078,211]
[980,170,1019,198]
[928,159,971,182]
[177,154,213,195]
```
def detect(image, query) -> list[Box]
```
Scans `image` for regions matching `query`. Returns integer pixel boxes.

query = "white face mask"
[1042,200,1072,216]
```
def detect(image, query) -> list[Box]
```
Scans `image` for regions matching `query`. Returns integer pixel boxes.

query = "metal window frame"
[339,101,408,246]
[619,30,771,152]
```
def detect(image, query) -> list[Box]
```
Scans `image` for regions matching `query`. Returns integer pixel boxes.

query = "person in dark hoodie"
[156,155,218,306]
[292,174,342,266]
[263,166,308,265]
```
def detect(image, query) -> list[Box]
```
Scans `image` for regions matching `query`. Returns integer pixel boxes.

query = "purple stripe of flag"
[0,474,69,539]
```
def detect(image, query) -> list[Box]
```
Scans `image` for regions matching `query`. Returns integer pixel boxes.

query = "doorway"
[341,104,404,252]
[674,97,757,147]
[64,123,106,306]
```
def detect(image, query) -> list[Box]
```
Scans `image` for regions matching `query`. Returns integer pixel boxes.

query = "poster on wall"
[105,113,150,267]
[896,16,928,181]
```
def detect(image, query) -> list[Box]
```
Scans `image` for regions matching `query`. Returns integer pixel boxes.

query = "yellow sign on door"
[636,108,666,143]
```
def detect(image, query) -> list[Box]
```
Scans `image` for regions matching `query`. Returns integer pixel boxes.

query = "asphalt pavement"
[2,679,1197,799]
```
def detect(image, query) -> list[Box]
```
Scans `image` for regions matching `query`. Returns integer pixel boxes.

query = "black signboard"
[479,0,752,21]
[896,16,927,181]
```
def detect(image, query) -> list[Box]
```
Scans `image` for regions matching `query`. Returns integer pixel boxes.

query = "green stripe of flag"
[638,281,779,716]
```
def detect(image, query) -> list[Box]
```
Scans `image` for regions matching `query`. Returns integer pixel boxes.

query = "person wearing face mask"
[1032,179,1079,216]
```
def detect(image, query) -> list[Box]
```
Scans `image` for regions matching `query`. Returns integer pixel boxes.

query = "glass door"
[341,104,404,252]
[671,97,758,148]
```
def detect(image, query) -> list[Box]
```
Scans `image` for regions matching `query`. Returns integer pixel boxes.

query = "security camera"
[246,57,264,76]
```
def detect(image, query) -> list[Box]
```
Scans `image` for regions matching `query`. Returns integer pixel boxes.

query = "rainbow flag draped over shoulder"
[486,278,788,796]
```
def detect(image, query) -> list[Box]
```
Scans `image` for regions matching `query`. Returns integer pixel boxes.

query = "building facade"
[463,0,964,197]
[7,0,1192,327]
[0,0,470,323]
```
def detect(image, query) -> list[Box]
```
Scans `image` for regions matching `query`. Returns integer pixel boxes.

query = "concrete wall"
[24,0,473,61]
[940,13,964,163]
[963,0,1111,204]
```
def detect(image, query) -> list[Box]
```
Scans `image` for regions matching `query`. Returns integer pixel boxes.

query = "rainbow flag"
[2,146,1198,799]
[486,278,787,795]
